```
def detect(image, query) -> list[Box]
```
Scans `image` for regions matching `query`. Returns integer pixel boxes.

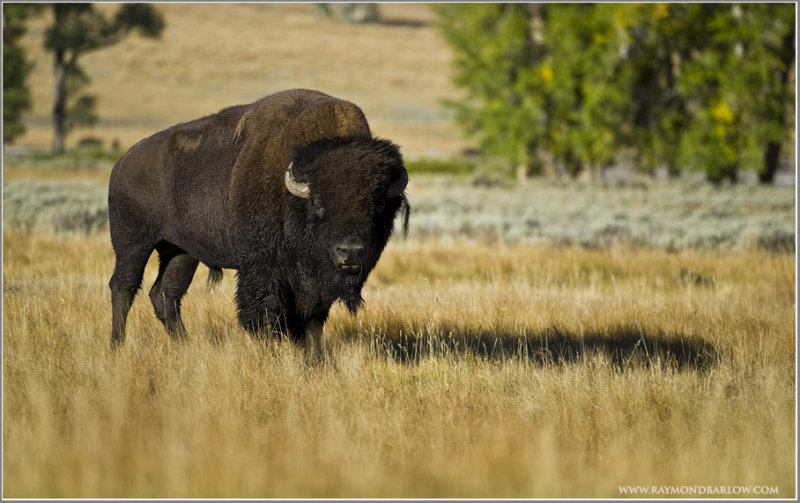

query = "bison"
[108,89,409,355]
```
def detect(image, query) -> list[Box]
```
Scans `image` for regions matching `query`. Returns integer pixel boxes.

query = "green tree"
[541,5,633,178]
[435,3,795,184]
[43,3,164,152]
[434,4,634,179]
[434,3,546,177]
[3,4,37,143]
[710,3,794,183]
[612,3,691,177]
[670,3,795,183]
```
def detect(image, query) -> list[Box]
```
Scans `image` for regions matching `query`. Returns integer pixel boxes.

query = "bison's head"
[284,136,409,312]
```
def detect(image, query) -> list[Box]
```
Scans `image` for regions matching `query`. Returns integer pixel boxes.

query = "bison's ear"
[387,170,408,198]
[284,162,311,199]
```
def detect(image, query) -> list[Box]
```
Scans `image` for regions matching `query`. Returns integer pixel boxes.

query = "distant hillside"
[16,3,469,158]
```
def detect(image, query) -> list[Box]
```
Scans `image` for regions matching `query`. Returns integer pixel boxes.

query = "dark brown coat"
[108,89,409,351]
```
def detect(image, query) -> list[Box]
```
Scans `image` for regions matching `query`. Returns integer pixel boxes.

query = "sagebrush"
[3,174,794,252]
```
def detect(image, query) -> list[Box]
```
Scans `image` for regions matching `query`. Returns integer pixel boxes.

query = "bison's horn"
[387,171,408,198]
[284,162,310,199]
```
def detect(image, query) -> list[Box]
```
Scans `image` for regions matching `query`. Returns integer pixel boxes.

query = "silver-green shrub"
[405,175,795,253]
[3,175,795,252]
[3,179,109,234]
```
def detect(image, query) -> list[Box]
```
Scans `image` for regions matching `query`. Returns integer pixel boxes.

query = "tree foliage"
[3,4,39,143]
[435,4,545,174]
[43,3,165,152]
[435,3,795,183]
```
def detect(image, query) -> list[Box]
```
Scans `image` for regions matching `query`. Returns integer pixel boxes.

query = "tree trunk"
[52,48,66,153]
[760,142,781,184]
[760,29,795,184]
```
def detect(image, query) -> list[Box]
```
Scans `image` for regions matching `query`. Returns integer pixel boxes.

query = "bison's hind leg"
[109,243,155,347]
[149,243,199,340]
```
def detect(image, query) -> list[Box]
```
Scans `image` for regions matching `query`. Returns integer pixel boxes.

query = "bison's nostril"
[334,243,365,266]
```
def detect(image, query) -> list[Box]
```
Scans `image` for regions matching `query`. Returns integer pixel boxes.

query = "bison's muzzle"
[334,242,366,275]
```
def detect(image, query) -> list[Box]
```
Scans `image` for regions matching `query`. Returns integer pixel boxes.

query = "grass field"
[2,220,796,498]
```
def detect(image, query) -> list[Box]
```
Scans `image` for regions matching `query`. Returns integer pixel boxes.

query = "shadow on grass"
[346,324,721,372]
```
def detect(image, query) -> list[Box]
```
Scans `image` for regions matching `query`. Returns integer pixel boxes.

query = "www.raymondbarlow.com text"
[619,485,779,496]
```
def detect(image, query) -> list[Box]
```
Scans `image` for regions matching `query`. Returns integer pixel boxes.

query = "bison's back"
[108,89,373,267]
[108,104,250,268]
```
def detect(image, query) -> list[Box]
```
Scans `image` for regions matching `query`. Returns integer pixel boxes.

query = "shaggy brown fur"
[108,89,409,347]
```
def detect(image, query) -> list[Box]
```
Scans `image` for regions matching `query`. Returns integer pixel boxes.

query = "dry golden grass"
[2,228,795,498]
[16,4,466,158]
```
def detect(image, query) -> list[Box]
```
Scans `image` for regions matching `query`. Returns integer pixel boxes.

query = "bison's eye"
[312,198,325,218]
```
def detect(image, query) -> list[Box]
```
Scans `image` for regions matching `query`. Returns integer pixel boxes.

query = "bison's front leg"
[303,319,325,362]
[236,262,328,362]
[234,262,289,339]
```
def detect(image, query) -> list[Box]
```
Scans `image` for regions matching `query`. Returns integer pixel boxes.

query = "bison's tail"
[400,195,411,238]
[207,266,224,291]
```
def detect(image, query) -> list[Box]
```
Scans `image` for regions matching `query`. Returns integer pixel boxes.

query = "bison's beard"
[335,271,365,314]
